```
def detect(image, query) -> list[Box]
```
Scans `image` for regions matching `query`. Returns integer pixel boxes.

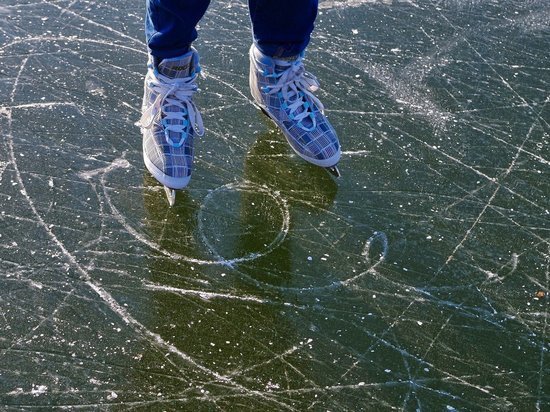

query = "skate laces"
[139,69,204,148]
[261,57,323,132]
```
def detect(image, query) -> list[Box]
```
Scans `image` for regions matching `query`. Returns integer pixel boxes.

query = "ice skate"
[249,44,341,177]
[139,48,204,206]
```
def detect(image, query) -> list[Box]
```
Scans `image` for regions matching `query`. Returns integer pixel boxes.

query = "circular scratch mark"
[99,161,290,266]
[197,181,290,266]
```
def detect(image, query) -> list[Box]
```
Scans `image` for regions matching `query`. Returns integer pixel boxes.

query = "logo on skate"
[170,63,190,72]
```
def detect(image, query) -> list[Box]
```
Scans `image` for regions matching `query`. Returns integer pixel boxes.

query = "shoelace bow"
[261,58,323,132]
[139,70,204,148]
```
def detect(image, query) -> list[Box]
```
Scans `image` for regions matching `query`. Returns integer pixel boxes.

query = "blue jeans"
[145,0,318,60]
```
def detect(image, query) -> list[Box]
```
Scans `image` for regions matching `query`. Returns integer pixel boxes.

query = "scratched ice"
[0,0,548,410]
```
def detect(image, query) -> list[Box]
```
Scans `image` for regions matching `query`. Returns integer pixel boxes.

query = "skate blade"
[259,107,270,118]
[326,165,341,178]
[253,102,270,118]
[164,186,176,207]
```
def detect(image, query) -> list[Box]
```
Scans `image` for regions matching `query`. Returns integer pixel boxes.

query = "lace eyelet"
[165,131,186,148]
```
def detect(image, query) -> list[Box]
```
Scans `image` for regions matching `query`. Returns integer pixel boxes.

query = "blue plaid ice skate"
[249,45,341,170]
[139,48,204,190]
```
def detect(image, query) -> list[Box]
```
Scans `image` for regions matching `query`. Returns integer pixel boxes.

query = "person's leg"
[248,0,318,58]
[146,0,211,61]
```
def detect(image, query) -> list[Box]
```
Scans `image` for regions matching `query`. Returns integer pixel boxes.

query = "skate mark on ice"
[98,162,291,266]
[4,56,295,406]
[1,0,549,409]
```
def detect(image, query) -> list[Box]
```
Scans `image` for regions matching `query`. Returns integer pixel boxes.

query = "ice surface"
[0,0,548,410]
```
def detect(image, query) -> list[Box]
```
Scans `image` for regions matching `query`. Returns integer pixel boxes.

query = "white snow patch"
[31,385,48,396]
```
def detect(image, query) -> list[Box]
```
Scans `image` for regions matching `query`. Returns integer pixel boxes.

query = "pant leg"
[146,0,211,60]
[248,0,318,58]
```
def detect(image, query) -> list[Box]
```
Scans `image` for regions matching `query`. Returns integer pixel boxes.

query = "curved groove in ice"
[100,163,290,266]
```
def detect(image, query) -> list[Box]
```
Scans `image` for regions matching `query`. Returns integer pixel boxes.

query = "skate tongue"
[252,46,316,129]
[274,58,315,129]
[157,52,195,79]
[273,55,299,73]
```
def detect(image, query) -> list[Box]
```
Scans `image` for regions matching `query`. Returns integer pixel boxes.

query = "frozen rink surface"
[0,0,549,410]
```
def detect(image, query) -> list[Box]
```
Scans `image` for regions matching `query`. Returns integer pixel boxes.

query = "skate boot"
[249,44,341,177]
[139,48,204,206]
